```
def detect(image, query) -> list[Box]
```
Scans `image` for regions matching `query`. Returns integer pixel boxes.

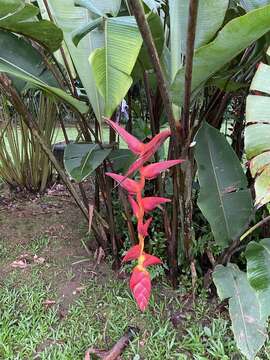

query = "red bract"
[130,267,151,311]
[142,197,171,212]
[143,254,162,267]
[129,196,170,216]
[123,245,140,262]
[141,159,184,180]
[105,173,142,194]
[138,217,152,237]
[106,119,184,311]
[106,119,144,155]
[126,130,171,176]
[128,195,139,217]
[106,119,171,176]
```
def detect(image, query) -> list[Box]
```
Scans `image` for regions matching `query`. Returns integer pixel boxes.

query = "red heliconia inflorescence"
[105,119,184,311]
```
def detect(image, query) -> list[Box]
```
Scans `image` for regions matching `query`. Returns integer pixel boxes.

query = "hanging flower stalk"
[106,119,184,311]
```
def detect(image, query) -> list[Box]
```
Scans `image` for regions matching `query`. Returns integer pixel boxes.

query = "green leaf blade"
[213,263,267,360]
[195,122,253,247]
[90,16,143,117]
[171,4,270,106]
[64,143,111,182]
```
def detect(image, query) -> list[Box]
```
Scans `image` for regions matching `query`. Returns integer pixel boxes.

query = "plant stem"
[130,0,181,287]
[182,0,199,138]
[240,215,270,241]
[129,0,178,143]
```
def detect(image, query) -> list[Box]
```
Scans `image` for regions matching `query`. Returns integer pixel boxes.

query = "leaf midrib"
[205,129,230,241]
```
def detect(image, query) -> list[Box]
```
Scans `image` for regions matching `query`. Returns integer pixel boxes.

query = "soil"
[0,184,112,314]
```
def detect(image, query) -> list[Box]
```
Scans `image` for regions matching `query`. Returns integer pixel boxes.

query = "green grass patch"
[1,265,270,359]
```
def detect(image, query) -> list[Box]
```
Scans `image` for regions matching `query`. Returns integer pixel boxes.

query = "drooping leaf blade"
[90,16,143,117]
[171,4,270,106]
[38,0,104,123]
[170,0,229,57]
[108,149,136,174]
[0,31,87,113]
[0,0,24,19]
[239,0,270,11]
[195,122,253,247]
[213,263,267,360]
[245,60,270,207]
[0,2,63,52]
[64,143,111,182]
[246,238,270,320]
[0,30,57,92]
[75,0,121,17]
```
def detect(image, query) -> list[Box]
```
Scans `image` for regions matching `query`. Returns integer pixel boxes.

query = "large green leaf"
[64,143,111,182]
[195,122,253,248]
[0,0,23,19]
[136,12,164,72]
[170,0,229,58]
[143,0,161,11]
[90,16,143,117]
[245,60,270,207]
[0,1,63,52]
[37,0,105,123]
[213,264,267,360]
[108,149,136,173]
[169,0,228,117]
[75,0,121,17]
[171,4,270,106]
[0,30,57,92]
[0,32,88,113]
[246,238,270,321]
[240,0,270,11]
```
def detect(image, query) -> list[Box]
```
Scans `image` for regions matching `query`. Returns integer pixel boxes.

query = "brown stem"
[169,168,179,288]
[129,0,178,145]
[130,0,181,287]
[119,189,136,245]
[143,70,156,136]
[126,90,133,134]
[58,112,69,144]
[79,182,89,209]
[182,0,199,138]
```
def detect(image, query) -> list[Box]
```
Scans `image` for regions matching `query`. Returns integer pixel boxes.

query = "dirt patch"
[0,185,110,310]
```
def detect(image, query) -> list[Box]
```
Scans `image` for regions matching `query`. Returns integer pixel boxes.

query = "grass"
[0,268,223,360]
[1,255,270,360]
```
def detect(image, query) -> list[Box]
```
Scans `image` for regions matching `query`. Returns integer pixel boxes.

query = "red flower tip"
[143,253,162,267]
[138,217,152,237]
[142,197,171,212]
[105,173,142,194]
[130,267,151,311]
[123,245,140,262]
[125,129,172,177]
[144,130,171,156]
[105,118,144,155]
[141,159,184,180]
[128,196,139,217]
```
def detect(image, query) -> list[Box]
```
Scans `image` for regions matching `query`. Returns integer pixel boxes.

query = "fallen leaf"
[33,255,45,264]
[11,260,28,269]
[43,300,56,309]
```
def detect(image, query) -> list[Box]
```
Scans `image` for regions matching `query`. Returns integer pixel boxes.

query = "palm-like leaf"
[0,31,88,113]
[90,16,143,117]
[171,4,270,106]
[0,0,62,52]
[245,52,270,207]
[37,0,105,123]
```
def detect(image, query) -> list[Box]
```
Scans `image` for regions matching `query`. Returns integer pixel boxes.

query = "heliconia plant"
[105,119,184,311]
